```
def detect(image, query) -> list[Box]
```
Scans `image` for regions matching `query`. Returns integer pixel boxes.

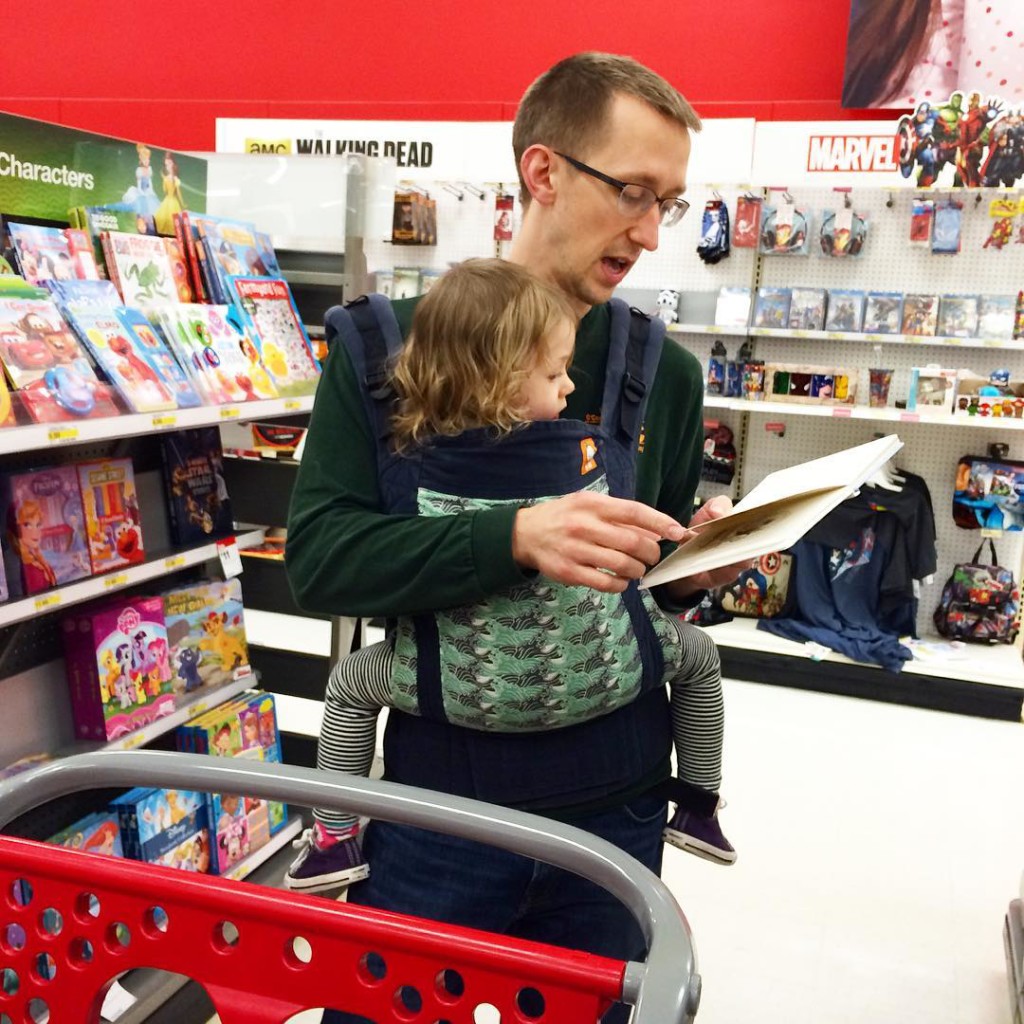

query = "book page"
[732,434,902,514]
[641,433,904,589]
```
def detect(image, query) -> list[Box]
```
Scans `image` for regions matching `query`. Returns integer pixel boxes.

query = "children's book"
[162,578,251,697]
[160,428,234,545]
[937,295,979,338]
[978,295,1016,339]
[863,292,904,335]
[641,434,904,588]
[0,466,92,595]
[158,304,275,403]
[901,294,939,336]
[72,205,158,278]
[62,306,182,413]
[184,214,263,304]
[61,594,174,741]
[752,287,792,329]
[226,277,320,397]
[44,278,124,308]
[102,231,180,307]
[0,297,95,390]
[0,276,50,299]
[111,788,209,871]
[77,458,145,573]
[824,290,865,332]
[162,236,194,303]
[7,224,99,286]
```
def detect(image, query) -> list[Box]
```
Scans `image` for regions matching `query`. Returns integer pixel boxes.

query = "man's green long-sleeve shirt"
[285,300,705,619]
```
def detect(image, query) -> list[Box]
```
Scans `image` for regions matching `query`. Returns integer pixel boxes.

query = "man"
[286,52,741,1023]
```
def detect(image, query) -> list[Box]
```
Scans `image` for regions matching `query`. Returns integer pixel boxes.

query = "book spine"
[175,212,206,304]
[100,232,124,301]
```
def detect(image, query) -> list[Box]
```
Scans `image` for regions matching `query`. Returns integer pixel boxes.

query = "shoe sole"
[663,829,737,865]
[284,863,371,894]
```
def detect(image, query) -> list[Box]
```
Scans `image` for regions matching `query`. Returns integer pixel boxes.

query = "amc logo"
[245,139,293,154]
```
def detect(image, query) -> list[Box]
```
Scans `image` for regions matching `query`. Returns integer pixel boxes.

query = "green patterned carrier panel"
[390,478,681,732]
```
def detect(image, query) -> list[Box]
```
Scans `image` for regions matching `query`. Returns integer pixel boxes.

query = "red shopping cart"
[0,750,701,1023]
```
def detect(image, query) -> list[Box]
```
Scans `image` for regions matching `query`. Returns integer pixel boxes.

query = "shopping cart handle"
[0,749,700,1022]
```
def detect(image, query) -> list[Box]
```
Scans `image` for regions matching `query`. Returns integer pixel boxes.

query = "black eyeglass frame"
[554,151,690,225]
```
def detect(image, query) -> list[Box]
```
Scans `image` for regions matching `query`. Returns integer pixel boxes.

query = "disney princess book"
[641,434,904,588]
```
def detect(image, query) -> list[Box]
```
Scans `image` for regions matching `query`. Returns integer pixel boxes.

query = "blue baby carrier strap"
[324,293,404,451]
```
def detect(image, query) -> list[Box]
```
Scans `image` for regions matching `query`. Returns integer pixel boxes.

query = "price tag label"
[899,412,921,422]
[793,330,808,338]
[190,701,209,716]
[164,554,186,571]
[983,338,1004,348]
[103,573,129,590]
[151,413,177,428]
[707,326,723,334]
[220,406,241,420]
[217,537,243,578]
[120,731,147,751]
[34,593,62,612]
[831,407,852,417]
[981,528,1004,538]
[827,332,844,340]
[47,426,79,444]
[284,399,301,411]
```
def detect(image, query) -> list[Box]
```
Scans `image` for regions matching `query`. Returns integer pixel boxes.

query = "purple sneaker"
[663,807,736,865]
[285,824,370,893]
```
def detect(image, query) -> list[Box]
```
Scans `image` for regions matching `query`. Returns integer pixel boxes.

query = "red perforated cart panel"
[0,835,626,1023]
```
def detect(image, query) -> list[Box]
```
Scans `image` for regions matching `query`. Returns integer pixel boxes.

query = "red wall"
[2,0,879,152]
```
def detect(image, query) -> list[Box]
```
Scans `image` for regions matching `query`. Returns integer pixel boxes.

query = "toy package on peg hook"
[697,194,730,264]
[909,198,935,245]
[759,197,811,256]
[932,199,964,255]
[732,194,761,248]
[819,203,869,257]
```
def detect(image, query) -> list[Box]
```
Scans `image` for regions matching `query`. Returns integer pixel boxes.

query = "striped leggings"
[313,619,724,835]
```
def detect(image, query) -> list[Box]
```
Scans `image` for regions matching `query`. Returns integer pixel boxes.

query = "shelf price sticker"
[899,412,920,423]
[220,406,241,420]
[103,572,129,590]
[34,593,62,612]
[164,554,186,571]
[151,413,177,428]
[981,528,1004,539]
[119,731,147,751]
[284,399,301,411]
[47,426,79,445]
[831,407,852,417]
[217,537,243,578]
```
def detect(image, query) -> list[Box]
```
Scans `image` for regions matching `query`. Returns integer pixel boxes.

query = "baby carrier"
[325,293,676,805]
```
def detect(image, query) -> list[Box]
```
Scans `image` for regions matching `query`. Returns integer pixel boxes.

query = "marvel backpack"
[933,539,1020,643]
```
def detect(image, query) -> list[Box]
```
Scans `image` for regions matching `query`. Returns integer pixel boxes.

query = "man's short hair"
[512,52,702,200]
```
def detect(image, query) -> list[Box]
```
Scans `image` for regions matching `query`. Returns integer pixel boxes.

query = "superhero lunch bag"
[933,539,1020,644]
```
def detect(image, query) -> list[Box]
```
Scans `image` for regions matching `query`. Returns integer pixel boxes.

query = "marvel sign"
[807,135,899,173]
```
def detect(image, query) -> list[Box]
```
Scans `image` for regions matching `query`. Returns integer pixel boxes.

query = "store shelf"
[0,528,266,629]
[702,395,1024,430]
[61,674,259,756]
[669,323,747,336]
[0,396,315,455]
[707,617,1024,721]
[749,326,1024,350]
[671,323,1024,350]
[1004,899,1024,1024]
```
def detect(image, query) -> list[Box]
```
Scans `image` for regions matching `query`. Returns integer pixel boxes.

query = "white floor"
[211,656,1024,1023]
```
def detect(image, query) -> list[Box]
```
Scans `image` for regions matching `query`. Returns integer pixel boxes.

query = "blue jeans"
[320,792,668,1024]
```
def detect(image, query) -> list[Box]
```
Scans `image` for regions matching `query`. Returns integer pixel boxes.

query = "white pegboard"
[363,180,508,280]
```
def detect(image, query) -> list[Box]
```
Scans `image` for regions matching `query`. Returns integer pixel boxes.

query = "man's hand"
[661,495,755,600]
[512,491,687,593]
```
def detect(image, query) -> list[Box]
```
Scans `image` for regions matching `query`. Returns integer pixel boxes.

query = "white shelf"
[706,617,1024,691]
[669,323,747,336]
[672,323,1024,350]
[0,395,315,455]
[749,326,1024,350]
[0,528,266,629]
[702,395,1024,430]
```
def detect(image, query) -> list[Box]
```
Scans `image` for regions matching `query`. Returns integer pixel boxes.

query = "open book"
[641,434,904,588]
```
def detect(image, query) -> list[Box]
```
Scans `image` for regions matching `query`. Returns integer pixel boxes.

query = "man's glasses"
[555,152,690,226]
